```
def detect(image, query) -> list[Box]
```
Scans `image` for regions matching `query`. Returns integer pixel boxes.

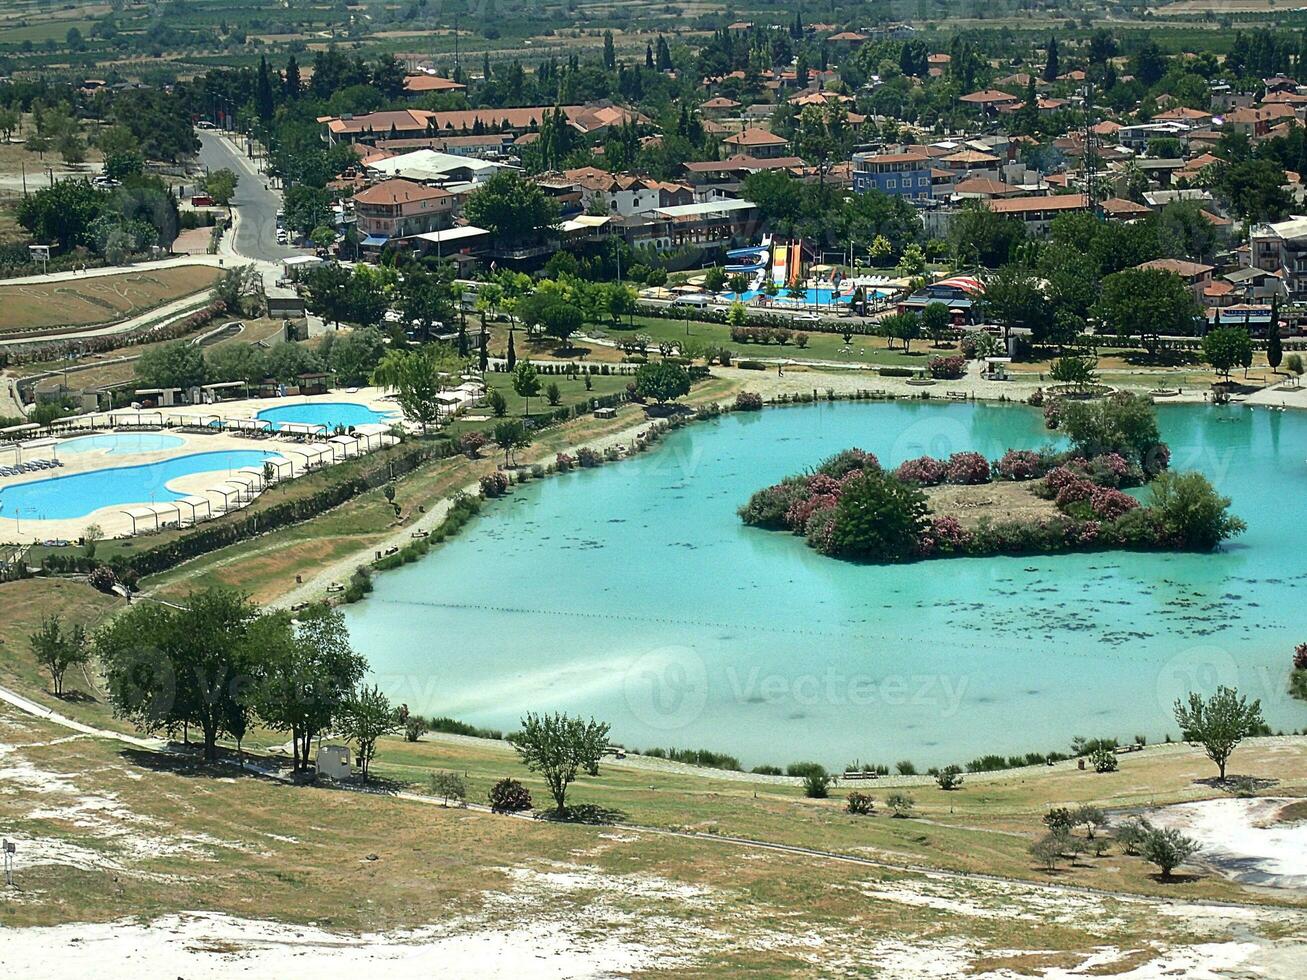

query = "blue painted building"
[852,150,933,200]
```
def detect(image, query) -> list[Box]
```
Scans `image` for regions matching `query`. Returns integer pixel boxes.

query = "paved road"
[196,131,298,264]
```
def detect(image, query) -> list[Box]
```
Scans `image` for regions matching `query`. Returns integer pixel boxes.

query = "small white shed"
[316,745,352,780]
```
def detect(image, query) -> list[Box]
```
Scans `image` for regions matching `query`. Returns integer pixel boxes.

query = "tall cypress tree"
[479,328,489,373]
[506,328,517,369]
[1268,296,1283,372]
[1044,36,1060,82]
[255,56,275,121]
[284,55,301,99]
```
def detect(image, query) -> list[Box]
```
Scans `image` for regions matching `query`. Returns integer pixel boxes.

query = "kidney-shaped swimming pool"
[0,449,284,520]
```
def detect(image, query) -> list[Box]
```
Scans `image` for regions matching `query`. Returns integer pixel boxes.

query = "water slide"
[724,237,771,291]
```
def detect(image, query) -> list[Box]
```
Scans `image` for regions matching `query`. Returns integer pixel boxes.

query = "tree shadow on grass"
[1147,872,1203,885]
[1196,774,1279,793]
[535,803,629,825]
[117,745,281,780]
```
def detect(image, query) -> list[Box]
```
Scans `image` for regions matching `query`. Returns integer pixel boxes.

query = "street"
[196,130,299,264]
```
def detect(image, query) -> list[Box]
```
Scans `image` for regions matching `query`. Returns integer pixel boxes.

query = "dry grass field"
[0,264,219,335]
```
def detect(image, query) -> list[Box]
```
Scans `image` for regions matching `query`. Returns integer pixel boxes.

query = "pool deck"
[0,390,404,543]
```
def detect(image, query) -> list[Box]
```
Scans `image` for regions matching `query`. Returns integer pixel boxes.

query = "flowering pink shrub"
[576,447,602,467]
[1042,466,1083,495]
[1295,642,1307,671]
[895,456,946,486]
[87,565,117,593]
[734,391,763,411]
[806,473,843,497]
[927,355,966,379]
[1077,520,1102,545]
[996,449,1044,481]
[457,431,488,458]
[944,452,992,485]
[817,448,879,477]
[1043,399,1062,430]
[918,515,971,556]
[786,493,838,533]
[555,452,575,471]
[1089,486,1140,520]
[1054,478,1094,508]
[479,472,510,498]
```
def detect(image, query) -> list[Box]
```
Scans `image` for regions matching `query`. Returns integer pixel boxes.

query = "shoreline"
[261,366,1304,609]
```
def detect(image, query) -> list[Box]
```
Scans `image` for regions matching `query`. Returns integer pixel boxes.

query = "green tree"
[29,615,89,697]
[253,605,365,771]
[634,360,691,405]
[96,589,261,762]
[1149,471,1247,550]
[826,471,928,561]
[16,179,108,251]
[1094,268,1199,354]
[513,711,612,812]
[1202,326,1253,381]
[201,168,239,207]
[371,345,456,433]
[511,361,542,416]
[492,418,530,466]
[1174,686,1264,781]
[895,241,927,277]
[1049,355,1098,391]
[1140,827,1199,880]
[1059,392,1161,465]
[338,684,397,781]
[921,302,952,345]
[399,269,454,342]
[134,341,206,390]
[881,311,921,353]
[463,170,559,248]
[982,264,1050,343]
[1266,306,1282,373]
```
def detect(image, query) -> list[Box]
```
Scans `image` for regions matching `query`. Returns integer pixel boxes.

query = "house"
[402,73,466,97]
[988,193,1089,234]
[1135,258,1214,302]
[700,96,741,117]
[682,155,805,190]
[935,149,1002,180]
[958,89,1021,114]
[851,150,933,200]
[363,148,511,186]
[721,127,791,159]
[1098,197,1153,222]
[321,103,648,145]
[1223,104,1298,139]
[557,167,692,216]
[352,179,455,244]
[1220,265,1287,303]
[952,177,1024,200]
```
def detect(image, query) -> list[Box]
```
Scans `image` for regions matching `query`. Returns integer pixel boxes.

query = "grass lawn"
[4,705,1267,975]
[0,264,220,335]
[595,315,952,370]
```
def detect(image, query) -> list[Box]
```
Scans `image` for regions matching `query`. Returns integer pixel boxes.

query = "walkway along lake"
[345,401,1306,769]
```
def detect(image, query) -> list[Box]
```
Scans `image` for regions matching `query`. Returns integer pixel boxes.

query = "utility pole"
[1081,80,1098,208]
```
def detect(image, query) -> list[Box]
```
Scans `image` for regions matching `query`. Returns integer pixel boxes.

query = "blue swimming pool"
[256,401,396,431]
[58,433,185,456]
[0,450,283,521]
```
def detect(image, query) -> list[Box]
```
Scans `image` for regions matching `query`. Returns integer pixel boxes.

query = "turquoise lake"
[346,401,1307,769]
